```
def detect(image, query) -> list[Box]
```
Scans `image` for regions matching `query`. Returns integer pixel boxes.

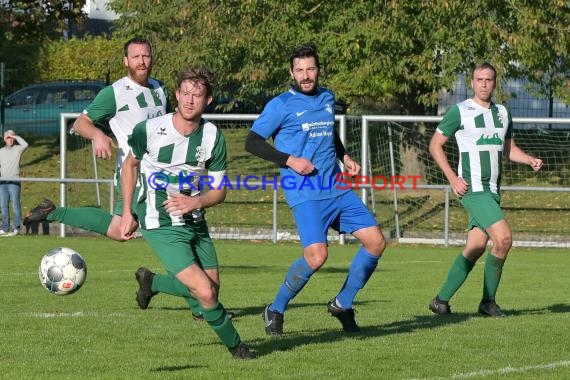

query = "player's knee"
[304,250,328,269]
[493,234,512,255]
[377,234,387,255]
[193,287,217,307]
[364,233,386,257]
[312,255,328,269]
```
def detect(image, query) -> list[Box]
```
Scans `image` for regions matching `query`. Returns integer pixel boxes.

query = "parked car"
[2,80,106,135]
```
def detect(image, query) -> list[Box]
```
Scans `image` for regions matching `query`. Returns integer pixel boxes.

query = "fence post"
[387,124,401,240]
[338,115,346,245]
[360,117,369,204]
[91,140,102,205]
[272,188,278,243]
[444,186,450,247]
[60,114,68,237]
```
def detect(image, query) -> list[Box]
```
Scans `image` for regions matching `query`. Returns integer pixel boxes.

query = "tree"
[27,0,568,115]
[0,1,88,92]
[0,0,87,42]
[507,1,570,105]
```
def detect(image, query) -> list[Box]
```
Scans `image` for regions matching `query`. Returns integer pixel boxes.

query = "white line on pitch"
[28,311,128,318]
[409,359,570,380]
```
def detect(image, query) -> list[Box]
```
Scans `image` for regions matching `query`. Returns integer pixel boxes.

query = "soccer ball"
[38,247,87,295]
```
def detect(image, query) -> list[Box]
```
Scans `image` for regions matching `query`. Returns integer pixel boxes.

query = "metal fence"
[6,113,569,247]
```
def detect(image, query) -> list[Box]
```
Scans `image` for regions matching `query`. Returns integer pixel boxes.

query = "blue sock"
[270,257,314,314]
[335,247,379,309]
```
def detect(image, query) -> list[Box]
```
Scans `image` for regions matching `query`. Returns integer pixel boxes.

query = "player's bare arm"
[504,138,543,171]
[343,155,360,176]
[163,188,227,217]
[72,114,116,160]
[120,152,139,239]
[429,131,468,196]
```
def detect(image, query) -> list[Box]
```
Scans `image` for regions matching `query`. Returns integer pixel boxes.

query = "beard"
[128,64,152,85]
[295,79,318,95]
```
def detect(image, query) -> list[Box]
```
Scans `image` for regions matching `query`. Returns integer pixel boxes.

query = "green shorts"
[113,170,140,216]
[141,223,219,274]
[460,192,505,231]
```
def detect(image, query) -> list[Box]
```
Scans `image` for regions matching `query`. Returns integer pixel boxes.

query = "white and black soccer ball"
[38,247,87,295]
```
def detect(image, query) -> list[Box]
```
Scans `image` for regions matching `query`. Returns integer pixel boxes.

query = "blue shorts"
[292,190,378,247]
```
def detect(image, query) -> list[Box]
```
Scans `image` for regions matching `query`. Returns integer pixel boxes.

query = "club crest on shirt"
[326,103,333,114]
[195,146,206,162]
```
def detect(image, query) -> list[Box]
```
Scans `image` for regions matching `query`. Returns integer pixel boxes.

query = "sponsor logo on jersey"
[195,146,206,162]
[301,120,335,132]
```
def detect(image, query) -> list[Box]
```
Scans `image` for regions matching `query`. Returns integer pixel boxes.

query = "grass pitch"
[2,237,569,379]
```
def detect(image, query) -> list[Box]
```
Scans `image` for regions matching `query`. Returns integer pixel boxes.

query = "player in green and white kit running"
[24,37,171,240]
[119,66,255,359]
[428,62,542,317]
[24,38,213,318]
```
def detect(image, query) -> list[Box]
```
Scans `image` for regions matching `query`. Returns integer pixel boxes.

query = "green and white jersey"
[84,76,170,169]
[128,113,227,229]
[437,98,513,194]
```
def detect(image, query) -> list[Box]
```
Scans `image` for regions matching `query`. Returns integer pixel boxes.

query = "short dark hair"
[124,37,152,57]
[290,42,320,70]
[177,66,216,97]
[472,61,497,80]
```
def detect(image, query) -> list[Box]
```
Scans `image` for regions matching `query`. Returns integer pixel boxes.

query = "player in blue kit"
[245,43,387,335]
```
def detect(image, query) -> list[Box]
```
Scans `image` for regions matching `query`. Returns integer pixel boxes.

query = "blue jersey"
[251,86,349,207]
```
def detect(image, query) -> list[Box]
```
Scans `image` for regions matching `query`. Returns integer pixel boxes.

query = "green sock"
[153,273,191,296]
[185,296,203,317]
[482,253,505,301]
[47,207,112,236]
[202,302,241,349]
[438,253,475,301]
[153,273,202,316]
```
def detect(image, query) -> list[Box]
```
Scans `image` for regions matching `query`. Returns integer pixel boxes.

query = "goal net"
[345,116,570,247]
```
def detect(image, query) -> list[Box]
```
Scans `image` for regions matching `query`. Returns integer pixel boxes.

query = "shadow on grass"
[503,303,570,316]
[251,310,472,357]
[247,302,570,357]
[220,264,401,275]
[155,303,471,358]
[157,301,570,318]
[151,364,206,372]
[148,302,570,361]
